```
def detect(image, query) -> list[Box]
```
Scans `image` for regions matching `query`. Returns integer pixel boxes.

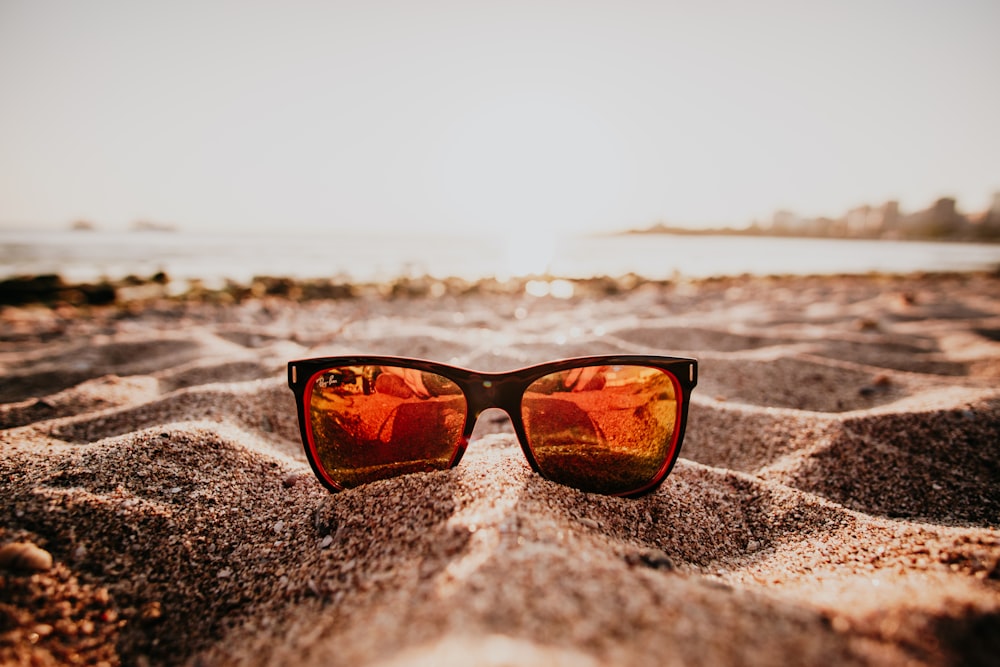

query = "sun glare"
[499,230,557,279]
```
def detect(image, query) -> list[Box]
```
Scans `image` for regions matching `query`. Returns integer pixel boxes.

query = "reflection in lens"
[307,365,467,488]
[522,365,679,495]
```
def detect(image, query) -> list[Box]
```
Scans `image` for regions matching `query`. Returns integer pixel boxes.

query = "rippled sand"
[2,273,999,666]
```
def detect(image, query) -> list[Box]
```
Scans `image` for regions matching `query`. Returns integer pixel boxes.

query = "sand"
[1,272,999,666]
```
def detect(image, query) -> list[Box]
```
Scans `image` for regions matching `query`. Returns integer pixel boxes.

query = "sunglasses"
[287,355,698,497]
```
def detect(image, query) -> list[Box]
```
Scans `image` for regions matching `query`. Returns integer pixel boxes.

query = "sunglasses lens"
[306,365,467,488]
[522,365,681,495]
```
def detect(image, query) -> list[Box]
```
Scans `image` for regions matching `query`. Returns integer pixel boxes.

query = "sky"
[1,0,998,238]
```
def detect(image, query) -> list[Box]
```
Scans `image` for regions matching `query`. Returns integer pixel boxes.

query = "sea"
[2,229,1000,288]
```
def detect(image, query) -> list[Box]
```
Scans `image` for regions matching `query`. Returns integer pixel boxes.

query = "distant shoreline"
[623,193,1000,243]
[5,230,1000,288]
[618,224,1000,244]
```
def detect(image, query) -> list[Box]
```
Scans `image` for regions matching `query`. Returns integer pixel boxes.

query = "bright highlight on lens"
[521,365,679,495]
[307,365,467,488]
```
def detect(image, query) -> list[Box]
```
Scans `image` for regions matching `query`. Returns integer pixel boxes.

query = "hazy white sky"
[1,0,998,236]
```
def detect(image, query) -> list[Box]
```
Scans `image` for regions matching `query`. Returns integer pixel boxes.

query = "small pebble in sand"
[624,548,675,571]
[0,541,54,573]
[859,373,893,397]
[140,601,163,622]
[872,373,892,387]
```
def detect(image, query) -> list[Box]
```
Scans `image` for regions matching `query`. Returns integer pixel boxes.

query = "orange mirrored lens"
[307,365,467,488]
[522,365,679,495]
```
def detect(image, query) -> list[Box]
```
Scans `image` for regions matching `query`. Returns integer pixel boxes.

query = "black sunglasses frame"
[288,354,698,497]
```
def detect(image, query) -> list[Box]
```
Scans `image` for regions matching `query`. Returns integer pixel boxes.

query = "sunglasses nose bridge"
[462,374,523,420]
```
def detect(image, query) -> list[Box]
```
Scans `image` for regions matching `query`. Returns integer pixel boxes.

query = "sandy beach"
[2,271,999,666]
